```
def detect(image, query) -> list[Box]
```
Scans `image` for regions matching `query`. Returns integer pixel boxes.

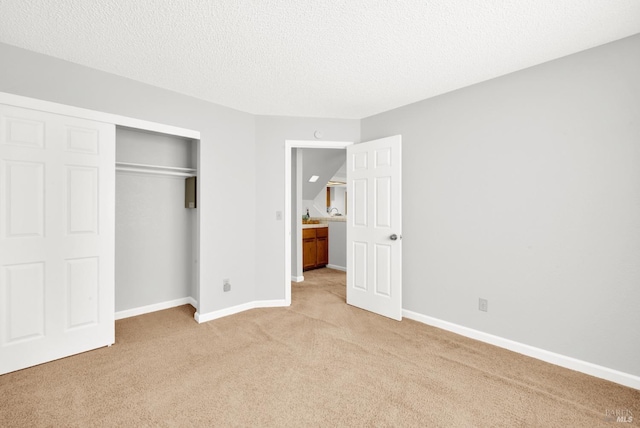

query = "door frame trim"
[284,140,353,304]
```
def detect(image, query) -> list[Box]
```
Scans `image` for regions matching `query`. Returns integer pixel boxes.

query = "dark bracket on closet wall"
[185,177,197,208]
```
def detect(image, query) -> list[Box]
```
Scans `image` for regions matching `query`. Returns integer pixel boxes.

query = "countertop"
[302,223,328,229]
[324,216,347,222]
[302,216,347,229]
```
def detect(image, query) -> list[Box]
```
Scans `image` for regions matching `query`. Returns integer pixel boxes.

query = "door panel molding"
[346,135,402,320]
[0,104,115,375]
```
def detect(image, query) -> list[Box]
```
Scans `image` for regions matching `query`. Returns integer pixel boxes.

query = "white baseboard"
[326,264,346,272]
[403,309,640,391]
[195,299,289,323]
[115,297,197,320]
[256,299,289,308]
[291,275,304,282]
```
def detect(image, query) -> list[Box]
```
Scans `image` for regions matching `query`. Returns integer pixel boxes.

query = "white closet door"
[0,104,115,374]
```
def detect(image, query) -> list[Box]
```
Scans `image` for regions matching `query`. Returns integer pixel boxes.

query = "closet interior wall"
[115,127,198,313]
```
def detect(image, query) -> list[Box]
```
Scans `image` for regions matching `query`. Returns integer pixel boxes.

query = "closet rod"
[115,162,196,178]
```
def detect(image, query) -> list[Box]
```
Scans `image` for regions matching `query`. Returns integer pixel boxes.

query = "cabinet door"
[303,237,317,271]
[303,228,318,271]
[316,236,328,267]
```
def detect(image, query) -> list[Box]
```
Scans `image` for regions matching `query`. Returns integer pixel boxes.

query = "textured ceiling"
[1,1,639,119]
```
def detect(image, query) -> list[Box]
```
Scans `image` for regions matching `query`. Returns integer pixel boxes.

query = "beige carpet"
[1,268,637,427]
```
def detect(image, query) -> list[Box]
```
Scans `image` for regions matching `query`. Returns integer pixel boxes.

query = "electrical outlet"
[223,279,231,292]
[479,298,488,312]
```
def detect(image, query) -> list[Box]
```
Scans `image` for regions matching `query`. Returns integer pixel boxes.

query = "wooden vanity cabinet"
[303,227,329,271]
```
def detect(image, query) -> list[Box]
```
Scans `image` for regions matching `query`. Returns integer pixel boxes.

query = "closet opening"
[114,127,199,320]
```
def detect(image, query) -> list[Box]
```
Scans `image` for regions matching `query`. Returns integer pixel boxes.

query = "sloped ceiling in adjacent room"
[301,148,345,200]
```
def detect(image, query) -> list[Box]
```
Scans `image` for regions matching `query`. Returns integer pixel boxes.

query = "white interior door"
[346,135,402,320]
[0,104,115,374]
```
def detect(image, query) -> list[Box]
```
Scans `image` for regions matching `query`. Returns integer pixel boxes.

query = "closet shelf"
[115,162,196,177]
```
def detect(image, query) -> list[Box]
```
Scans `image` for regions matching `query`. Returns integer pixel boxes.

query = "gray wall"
[361,34,640,376]
[328,222,347,270]
[0,42,257,316]
[116,127,194,168]
[254,116,360,300]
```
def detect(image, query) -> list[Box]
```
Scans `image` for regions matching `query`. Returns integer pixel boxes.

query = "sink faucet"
[328,207,339,216]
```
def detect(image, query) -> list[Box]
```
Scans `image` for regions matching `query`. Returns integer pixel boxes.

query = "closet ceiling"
[1,0,639,119]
